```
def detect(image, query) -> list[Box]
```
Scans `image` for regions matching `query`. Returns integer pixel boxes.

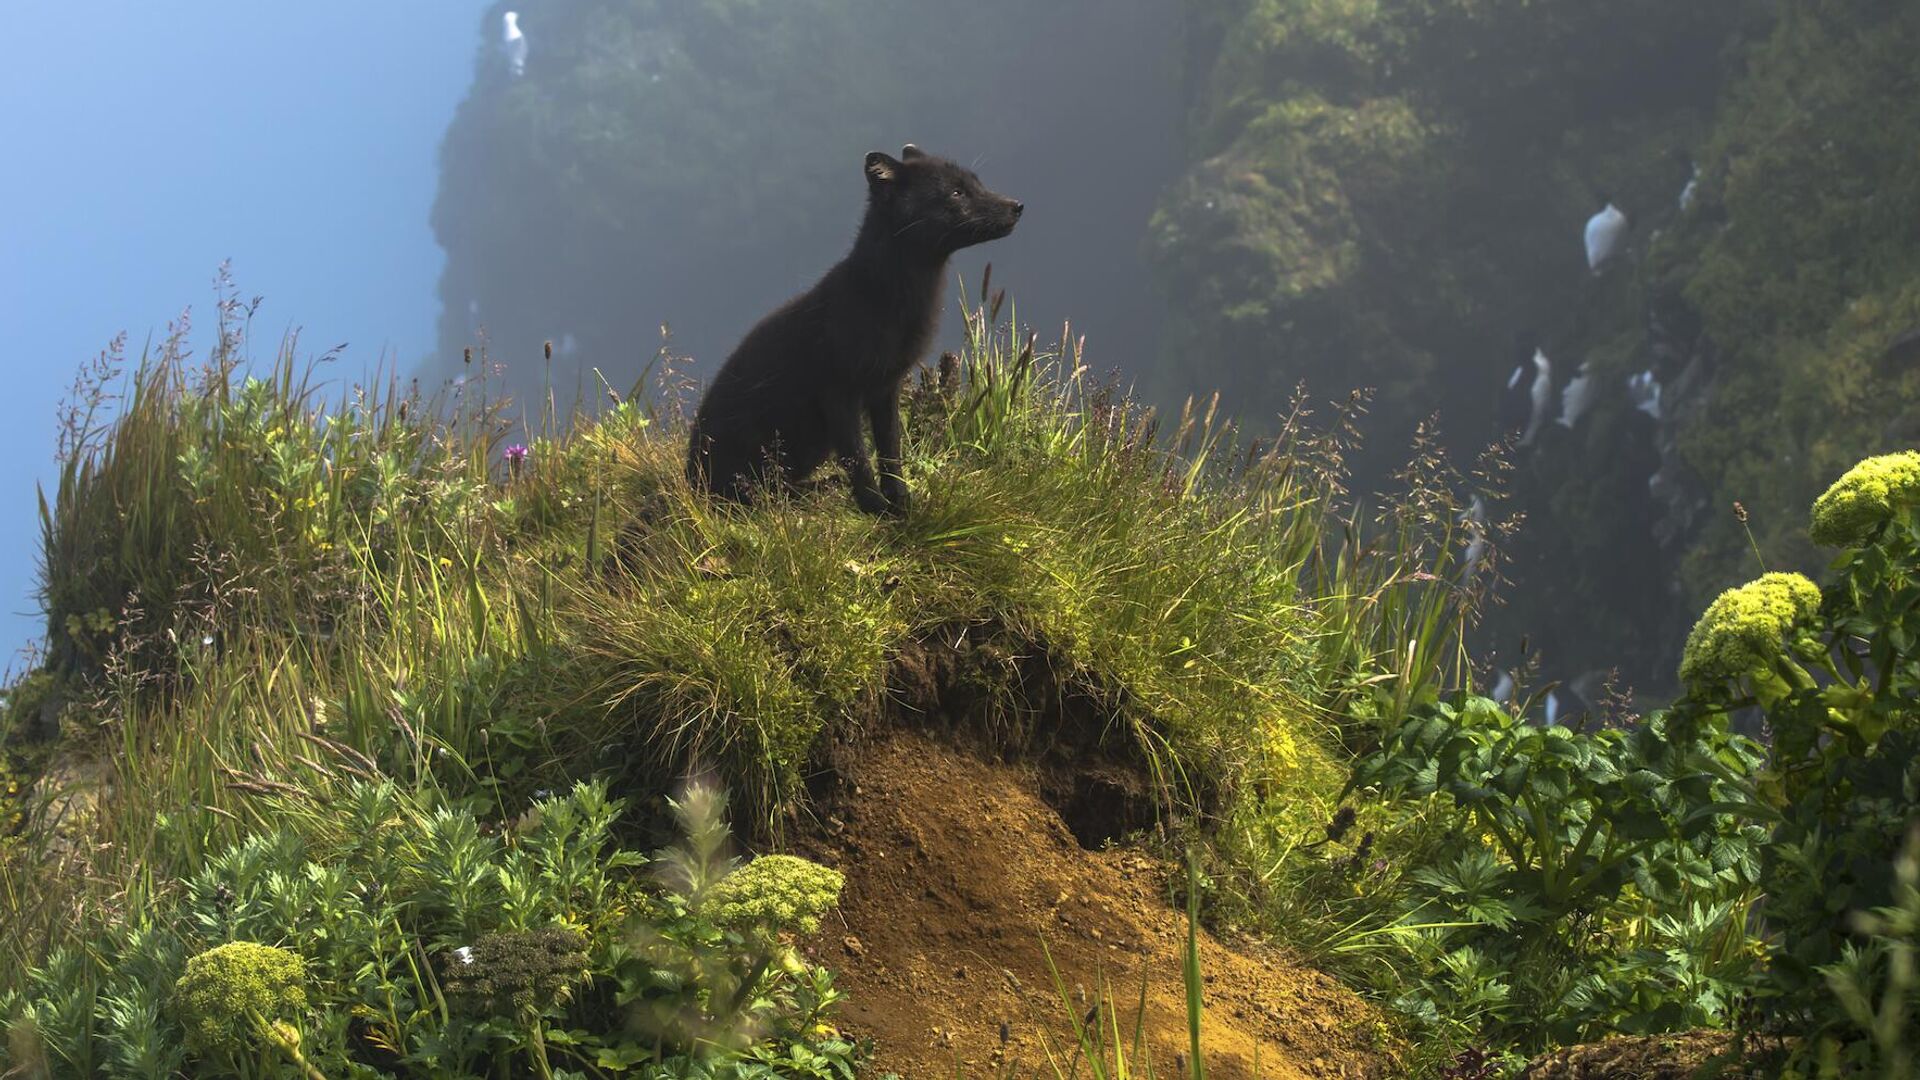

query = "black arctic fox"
[686,145,1023,514]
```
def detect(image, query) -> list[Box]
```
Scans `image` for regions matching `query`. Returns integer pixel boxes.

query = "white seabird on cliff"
[1516,347,1553,447]
[1558,361,1597,429]
[504,12,528,78]
[1584,197,1628,274]
[1626,369,1663,420]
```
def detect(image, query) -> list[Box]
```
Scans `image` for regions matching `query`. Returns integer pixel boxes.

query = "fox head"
[862,145,1023,255]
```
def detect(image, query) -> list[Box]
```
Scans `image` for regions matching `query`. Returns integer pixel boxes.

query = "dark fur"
[686,145,1023,514]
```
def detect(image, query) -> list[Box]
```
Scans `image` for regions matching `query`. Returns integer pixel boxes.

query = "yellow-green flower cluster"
[1680,572,1822,688]
[708,854,845,936]
[172,942,308,1054]
[1809,451,1920,547]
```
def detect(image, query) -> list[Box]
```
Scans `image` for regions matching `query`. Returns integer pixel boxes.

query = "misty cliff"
[1153,0,1920,692]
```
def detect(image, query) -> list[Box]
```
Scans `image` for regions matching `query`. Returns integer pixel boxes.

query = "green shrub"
[623,783,852,1069]
[1347,694,1765,1051]
[1665,455,1920,1071]
[0,779,849,1079]
[1817,824,1920,1080]
[1345,449,1920,1069]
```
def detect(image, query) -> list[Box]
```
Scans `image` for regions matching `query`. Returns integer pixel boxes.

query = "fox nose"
[1011,201,1025,218]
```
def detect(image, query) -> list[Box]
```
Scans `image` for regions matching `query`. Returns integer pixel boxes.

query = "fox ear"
[900,143,926,160]
[865,151,901,185]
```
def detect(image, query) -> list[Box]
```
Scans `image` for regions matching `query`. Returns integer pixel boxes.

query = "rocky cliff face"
[1657,0,1920,617]
[1153,0,1920,696]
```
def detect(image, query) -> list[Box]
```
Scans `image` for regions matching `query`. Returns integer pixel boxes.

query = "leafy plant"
[0,777,852,1079]
[1815,824,1920,1080]
[443,927,591,1080]
[1346,693,1765,1050]
[620,782,851,1071]
[1670,452,1920,1071]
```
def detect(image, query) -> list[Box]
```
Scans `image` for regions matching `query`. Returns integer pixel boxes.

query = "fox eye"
[950,188,964,199]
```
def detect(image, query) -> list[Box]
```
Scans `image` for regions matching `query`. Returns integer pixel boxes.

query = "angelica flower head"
[707,854,845,936]
[1810,450,1920,547]
[1679,572,1822,689]
[444,927,589,1018]
[172,942,308,1054]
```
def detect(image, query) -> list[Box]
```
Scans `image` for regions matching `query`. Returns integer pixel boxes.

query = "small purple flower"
[503,443,529,476]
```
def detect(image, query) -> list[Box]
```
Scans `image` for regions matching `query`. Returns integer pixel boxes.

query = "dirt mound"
[800,729,1394,1079]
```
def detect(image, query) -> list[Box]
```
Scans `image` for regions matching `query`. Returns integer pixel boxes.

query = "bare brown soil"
[799,728,1396,1079]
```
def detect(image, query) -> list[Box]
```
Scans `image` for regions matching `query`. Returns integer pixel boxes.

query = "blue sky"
[0,2,484,670]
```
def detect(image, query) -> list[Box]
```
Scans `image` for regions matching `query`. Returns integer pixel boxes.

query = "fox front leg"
[869,388,909,513]
[825,396,890,515]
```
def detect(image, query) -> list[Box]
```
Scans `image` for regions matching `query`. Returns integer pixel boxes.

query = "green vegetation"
[4,266,1920,1077]
[1712,451,1920,1072]
[1330,444,1920,1073]
[1348,696,1765,1055]
[0,767,852,1078]
[1666,0,1920,610]
[1819,826,1920,1080]
[0,283,1477,1076]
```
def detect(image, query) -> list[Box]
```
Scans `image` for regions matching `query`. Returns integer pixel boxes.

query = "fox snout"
[979,195,1024,240]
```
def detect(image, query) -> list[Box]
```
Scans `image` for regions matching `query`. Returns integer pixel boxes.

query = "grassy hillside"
[0,289,1484,1077]
[7,279,1917,1076]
